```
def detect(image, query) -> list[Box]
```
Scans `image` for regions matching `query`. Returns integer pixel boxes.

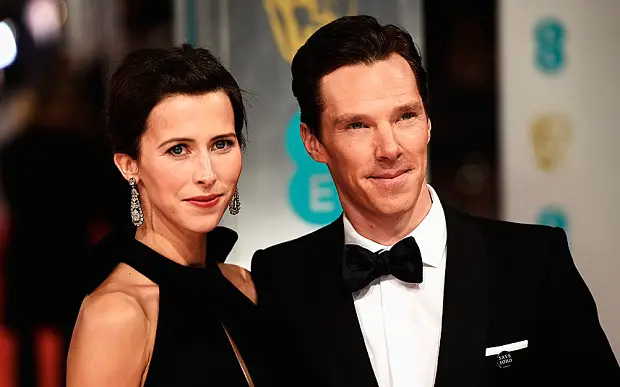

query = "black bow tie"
[342,236,423,293]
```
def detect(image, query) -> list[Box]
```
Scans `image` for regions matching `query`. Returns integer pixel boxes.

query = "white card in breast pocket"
[485,340,528,356]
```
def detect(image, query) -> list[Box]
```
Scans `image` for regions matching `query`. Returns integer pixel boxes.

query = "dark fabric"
[251,205,620,387]
[88,226,269,386]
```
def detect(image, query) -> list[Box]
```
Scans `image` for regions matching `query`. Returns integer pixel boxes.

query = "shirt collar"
[343,185,447,268]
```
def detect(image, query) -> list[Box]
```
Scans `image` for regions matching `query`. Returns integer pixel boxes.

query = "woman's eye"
[167,144,187,156]
[214,140,233,150]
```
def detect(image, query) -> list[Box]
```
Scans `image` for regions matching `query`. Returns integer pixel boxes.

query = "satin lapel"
[305,216,379,387]
[434,206,489,387]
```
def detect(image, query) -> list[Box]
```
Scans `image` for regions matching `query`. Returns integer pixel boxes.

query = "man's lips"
[369,169,410,179]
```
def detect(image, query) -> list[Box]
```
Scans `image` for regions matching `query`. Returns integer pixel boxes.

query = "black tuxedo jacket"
[251,205,619,386]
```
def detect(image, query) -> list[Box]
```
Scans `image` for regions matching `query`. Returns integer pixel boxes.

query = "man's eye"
[347,122,365,129]
[401,112,416,120]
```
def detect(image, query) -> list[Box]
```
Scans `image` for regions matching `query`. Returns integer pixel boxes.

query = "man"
[251,15,619,387]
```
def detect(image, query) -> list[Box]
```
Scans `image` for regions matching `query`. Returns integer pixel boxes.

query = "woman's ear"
[113,153,139,182]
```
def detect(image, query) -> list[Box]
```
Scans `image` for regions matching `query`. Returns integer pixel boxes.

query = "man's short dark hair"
[291,15,428,137]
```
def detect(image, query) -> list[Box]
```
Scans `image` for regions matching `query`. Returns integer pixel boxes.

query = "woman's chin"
[182,216,225,234]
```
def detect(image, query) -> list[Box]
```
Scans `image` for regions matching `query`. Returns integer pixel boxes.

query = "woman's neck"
[135,221,207,267]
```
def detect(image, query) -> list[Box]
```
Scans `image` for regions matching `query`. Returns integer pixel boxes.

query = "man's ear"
[301,123,328,164]
[427,117,432,144]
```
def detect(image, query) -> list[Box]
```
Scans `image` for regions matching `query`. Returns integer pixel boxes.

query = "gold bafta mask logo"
[263,0,357,63]
[529,114,572,173]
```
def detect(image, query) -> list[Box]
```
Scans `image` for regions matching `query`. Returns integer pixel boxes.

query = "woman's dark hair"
[106,43,246,159]
[291,15,428,137]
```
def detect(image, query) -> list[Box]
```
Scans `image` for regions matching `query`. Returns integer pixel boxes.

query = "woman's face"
[119,91,242,234]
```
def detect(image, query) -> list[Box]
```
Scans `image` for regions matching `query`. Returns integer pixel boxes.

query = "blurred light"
[24,0,62,44]
[454,164,486,195]
[0,20,18,69]
[454,153,490,196]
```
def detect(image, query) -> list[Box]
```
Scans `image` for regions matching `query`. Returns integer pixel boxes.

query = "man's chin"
[369,199,416,218]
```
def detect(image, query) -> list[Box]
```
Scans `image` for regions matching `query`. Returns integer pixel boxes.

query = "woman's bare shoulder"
[218,263,257,305]
[66,266,157,387]
[80,284,148,325]
[89,263,159,314]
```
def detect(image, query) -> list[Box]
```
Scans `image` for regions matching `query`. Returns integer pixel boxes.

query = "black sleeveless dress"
[86,226,268,386]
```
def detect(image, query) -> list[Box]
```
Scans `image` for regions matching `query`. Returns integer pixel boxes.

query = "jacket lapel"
[434,205,489,387]
[305,216,379,387]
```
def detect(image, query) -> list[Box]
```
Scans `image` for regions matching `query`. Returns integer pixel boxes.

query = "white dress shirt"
[343,185,448,387]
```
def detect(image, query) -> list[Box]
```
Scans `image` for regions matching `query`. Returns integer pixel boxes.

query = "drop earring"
[228,188,240,215]
[129,177,144,227]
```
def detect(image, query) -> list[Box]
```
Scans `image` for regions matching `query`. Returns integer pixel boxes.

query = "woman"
[67,44,260,386]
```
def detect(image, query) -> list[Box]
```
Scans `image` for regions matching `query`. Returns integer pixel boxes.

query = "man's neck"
[344,184,432,246]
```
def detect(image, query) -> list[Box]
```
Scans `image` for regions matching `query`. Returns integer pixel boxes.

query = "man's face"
[302,54,431,220]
